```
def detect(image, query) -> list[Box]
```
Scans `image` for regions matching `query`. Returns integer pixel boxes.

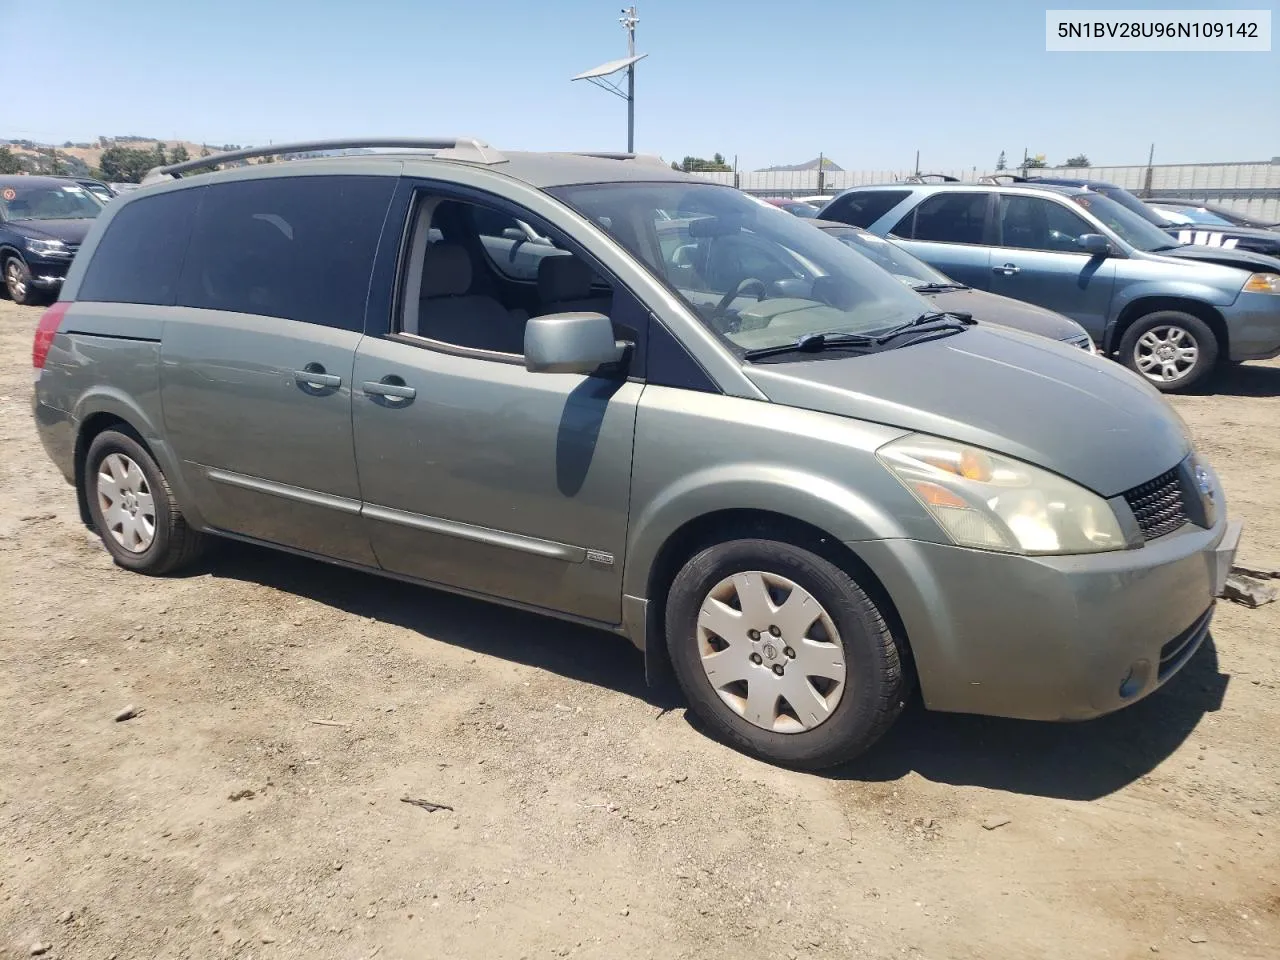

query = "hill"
[757,156,844,173]
[2,137,238,180]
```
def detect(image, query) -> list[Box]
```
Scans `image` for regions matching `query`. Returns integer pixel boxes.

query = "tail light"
[32,301,70,371]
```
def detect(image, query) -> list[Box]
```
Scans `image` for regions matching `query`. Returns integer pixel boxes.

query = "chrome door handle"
[362,379,417,402]
[992,263,1021,276]
[294,364,342,390]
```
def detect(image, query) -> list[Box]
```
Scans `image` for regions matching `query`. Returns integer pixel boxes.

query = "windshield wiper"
[912,282,968,293]
[743,331,875,361]
[870,310,975,344]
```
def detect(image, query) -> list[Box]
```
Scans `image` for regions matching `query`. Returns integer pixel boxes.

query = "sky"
[4,0,1276,172]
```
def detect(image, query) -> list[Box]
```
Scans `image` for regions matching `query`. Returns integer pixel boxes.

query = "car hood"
[743,325,1190,497]
[924,287,1087,341]
[1157,242,1280,273]
[4,218,94,244]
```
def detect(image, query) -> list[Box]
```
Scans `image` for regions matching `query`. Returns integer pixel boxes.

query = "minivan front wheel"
[665,539,906,769]
[1119,310,1218,392]
[84,430,206,574]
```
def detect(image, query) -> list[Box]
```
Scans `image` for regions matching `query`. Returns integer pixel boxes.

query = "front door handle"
[362,377,417,403]
[992,263,1021,276]
[294,363,342,390]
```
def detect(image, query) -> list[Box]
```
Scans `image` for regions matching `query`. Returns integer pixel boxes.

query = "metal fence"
[688,160,1280,222]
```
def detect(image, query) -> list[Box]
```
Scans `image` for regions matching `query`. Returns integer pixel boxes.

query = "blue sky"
[4,0,1276,171]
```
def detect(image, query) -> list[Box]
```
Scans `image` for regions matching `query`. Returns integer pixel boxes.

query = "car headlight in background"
[24,237,69,257]
[877,434,1126,555]
[1242,273,1280,295]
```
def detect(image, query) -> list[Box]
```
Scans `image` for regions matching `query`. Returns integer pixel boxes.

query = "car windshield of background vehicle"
[0,183,103,221]
[822,227,953,288]
[1165,206,1234,227]
[1092,185,1170,226]
[1071,193,1181,252]
[550,182,931,354]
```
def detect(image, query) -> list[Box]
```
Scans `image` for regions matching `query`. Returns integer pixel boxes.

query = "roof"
[0,175,81,188]
[834,181,1088,199]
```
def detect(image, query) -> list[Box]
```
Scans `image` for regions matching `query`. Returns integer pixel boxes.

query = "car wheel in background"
[84,429,206,575]
[665,538,907,769]
[3,256,40,306]
[1118,310,1218,393]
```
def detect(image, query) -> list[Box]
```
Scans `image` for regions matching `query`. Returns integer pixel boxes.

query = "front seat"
[419,243,526,353]
[535,255,612,316]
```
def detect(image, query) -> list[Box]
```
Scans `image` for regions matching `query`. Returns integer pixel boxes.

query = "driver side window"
[998,196,1093,252]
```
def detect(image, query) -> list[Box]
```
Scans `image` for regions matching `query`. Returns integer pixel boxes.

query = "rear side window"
[78,188,201,305]
[822,190,910,228]
[898,192,990,244]
[178,175,395,331]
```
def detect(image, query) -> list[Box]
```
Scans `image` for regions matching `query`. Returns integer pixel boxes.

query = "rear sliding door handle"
[362,378,417,402]
[992,263,1021,276]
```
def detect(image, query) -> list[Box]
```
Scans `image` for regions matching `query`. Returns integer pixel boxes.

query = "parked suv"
[32,138,1240,769]
[819,183,1280,391]
[1,175,103,305]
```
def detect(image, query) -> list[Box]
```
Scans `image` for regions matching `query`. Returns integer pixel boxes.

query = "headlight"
[25,237,68,257]
[1066,333,1097,354]
[877,434,1126,555]
[1243,272,1280,295]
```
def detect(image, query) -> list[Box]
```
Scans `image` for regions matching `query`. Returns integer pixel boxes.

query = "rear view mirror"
[501,227,526,242]
[524,312,629,375]
[1078,233,1112,256]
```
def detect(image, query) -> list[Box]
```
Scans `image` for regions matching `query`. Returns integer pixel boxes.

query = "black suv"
[0,175,103,305]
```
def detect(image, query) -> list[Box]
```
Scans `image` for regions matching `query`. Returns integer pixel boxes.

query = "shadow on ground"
[1211,361,1280,398]
[203,539,1228,802]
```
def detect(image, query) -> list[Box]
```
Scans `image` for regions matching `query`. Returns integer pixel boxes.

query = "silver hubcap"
[96,453,156,553]
[1135,325,1198,383]
[5,261,25,300]
[696,571,846,734]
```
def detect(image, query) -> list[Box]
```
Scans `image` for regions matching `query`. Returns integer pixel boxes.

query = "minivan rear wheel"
[665,539,906,769]
[1119,310,1218,392]
[84,430,206,575]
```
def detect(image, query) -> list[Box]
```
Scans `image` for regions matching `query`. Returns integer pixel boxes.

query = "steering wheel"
[711,277,767,321]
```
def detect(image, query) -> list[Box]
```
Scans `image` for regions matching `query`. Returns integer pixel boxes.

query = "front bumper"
[25,256,73,290]
[854,510,1241,722]
[1224,291,1280,361]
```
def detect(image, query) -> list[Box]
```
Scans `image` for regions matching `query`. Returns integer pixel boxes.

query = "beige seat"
[419,244,526,353]
[535,255,612,316]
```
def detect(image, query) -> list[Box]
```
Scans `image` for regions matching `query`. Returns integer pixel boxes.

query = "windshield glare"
[550,182,930,353]
[822,227,953,288]
[0,183,103,221]
[1165,206,1233,227]
[1070,192,1180,252]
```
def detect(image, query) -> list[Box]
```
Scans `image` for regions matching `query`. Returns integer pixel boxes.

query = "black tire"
[84,429,206,575]
[665,538,906,769]
[3,255,42,306]
[1118,310,1219,393]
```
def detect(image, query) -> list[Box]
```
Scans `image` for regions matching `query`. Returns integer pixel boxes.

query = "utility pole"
[1143,142,1155,197]
[622,7,638,154]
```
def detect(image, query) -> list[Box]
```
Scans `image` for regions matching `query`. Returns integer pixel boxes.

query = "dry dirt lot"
[1,299,1277,960]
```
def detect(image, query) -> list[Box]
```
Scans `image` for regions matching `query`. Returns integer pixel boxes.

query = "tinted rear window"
[177,175,395,331]
[77,188,202,305]
[822,190,910,228]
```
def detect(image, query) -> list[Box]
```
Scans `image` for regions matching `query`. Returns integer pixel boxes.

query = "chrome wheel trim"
[696,571,846,734]
[5,260,26,301]
[96,453,157,553]
[1134,325,1199,383]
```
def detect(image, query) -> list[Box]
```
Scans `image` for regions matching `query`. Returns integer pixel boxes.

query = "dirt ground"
[1,298,1277,960]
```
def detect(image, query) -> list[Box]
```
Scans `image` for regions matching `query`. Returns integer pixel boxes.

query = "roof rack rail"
[142,137,505,184]
[902,173,961,184]
[977,173,1031,184]
[570,151,670,167]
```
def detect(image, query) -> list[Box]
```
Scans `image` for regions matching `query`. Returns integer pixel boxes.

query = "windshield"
[1163,205,1233,227]
[0,182,103,221]
[782,202,818,218]
[550,182,932,354]
[1091,185,1169,226]
[819,226,954,288]
[1070,192,1181,252]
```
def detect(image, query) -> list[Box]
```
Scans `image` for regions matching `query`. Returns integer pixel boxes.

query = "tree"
[153,142,167,166]
[676,154,733,173]
[1064,153,1091,168]
[98,146,159,183]
[995,150,1007,171]
[0,147,21,174]
[200,144,211,157]
[170,144,190,164]
[1023,154,1048,169]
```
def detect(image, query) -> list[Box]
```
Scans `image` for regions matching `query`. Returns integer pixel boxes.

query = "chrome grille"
[1123,467,1189,540]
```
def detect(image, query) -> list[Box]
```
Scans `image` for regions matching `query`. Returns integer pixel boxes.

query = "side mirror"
[1078,233,1112,256]
[524,312,629,375]
[501,226,526,242]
